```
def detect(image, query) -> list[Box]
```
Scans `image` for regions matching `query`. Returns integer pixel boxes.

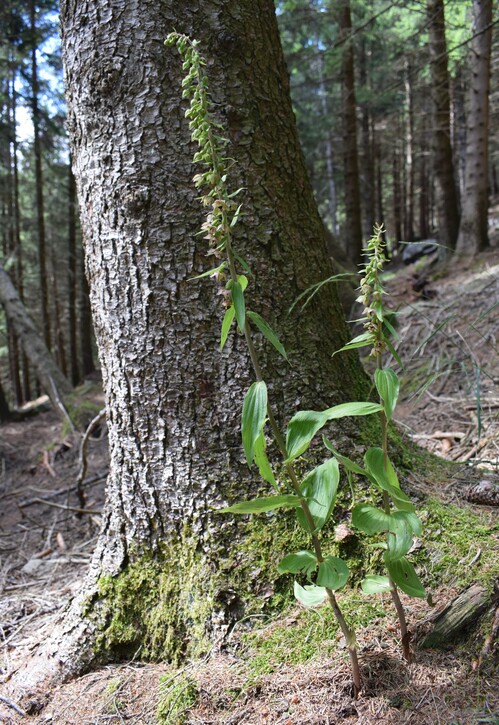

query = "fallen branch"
[76,407,107,508]
[0,695,26,717]
[19,497,101,516]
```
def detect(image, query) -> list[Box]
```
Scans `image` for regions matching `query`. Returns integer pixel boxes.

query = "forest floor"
[0,244,499,724]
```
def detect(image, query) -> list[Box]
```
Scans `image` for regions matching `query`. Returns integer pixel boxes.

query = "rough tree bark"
[336,0,363,263]
[456,0,493,256]
[8,0,371,702]
[427,0,460,254]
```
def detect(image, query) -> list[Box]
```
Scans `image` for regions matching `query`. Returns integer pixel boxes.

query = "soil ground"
[0,247,498,724]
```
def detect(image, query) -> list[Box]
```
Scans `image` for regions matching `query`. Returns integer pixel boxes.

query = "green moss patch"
[415,498,498,590]
[157,672,198,724]
[88,530,214,664]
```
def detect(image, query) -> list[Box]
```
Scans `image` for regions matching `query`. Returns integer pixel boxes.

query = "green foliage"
[241,381,267,466]
[219,494,302,515]
[296,458,339,532]
[166,38,428,692]
[285,402,382,461]
[157,672,198,725]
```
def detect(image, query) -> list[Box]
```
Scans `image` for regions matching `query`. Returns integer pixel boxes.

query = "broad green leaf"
[232,281,245,330]
[333,331,374,356]
[392,510,422,536]
[293,581,328,607]
[386,517,413,561]
[254,432,277,490]
[237,274,248,291]
[220,306,235,350]
[323,437,370,477]
[278,550,317,579]
[286,402,382,462]
[352,506,417,560]
[375,369,400,421]
[352,504,391,534]
[241,381,267,466]
[385,555,426,598]
[316,556,349,591]
[219,494,302,515]
[361,575,393,594]
[285,411,328,461]
[247,311,288,362]
[323,402,383,418]
[296,458,339,532]
[364,447,415,512]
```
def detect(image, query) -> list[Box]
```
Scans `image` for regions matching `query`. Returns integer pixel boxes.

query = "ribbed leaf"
[241,381,267,466]
[386,517,413,560]
[293,581,328,607]
[286,402,382,462]
[247,311,288,362]
[297,458,339,532]
[375,369,400,421]
[361,575,393,594]
[253,433,277,490]
[364,447,414,512]
[316,556,349,591]
[219,494,302,515]
[220,305,235,350]
[385,555,426,598]
[352,504,391,534]
[278,550,317,580]
[232,280,245,331]
[285,410,328,461]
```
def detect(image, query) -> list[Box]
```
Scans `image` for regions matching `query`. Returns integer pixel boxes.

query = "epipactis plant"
[166,33,425,693]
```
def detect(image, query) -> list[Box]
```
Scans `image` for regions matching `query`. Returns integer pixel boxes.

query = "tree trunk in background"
[336,0,363,262]
[11,75,31,403]
[10,0,371,696]
[404,59,415,243]
[51,248,68,376]
[418,112,430,239]
[0,264,72,410]
[0,380,11,421]
[427,0,460,254]
[375,137,385,232]
[452,66,467,196]
[316,41,338,236]
[30,0,51,350]
[359,38,375,240]
[456,0,493,256]
[392,150,402,244]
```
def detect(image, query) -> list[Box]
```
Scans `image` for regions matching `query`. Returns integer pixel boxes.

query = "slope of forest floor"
[0,245,498,724]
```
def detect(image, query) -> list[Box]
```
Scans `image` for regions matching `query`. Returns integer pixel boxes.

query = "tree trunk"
[392,149,402,244]
[359,38,375,240]
[0,264,72,411]
[9,0,371,699]
[427,0,460,254]
[30,0,52,350]
[404,58,415,243]
[456,0,493,255]
[336,0,363,262]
